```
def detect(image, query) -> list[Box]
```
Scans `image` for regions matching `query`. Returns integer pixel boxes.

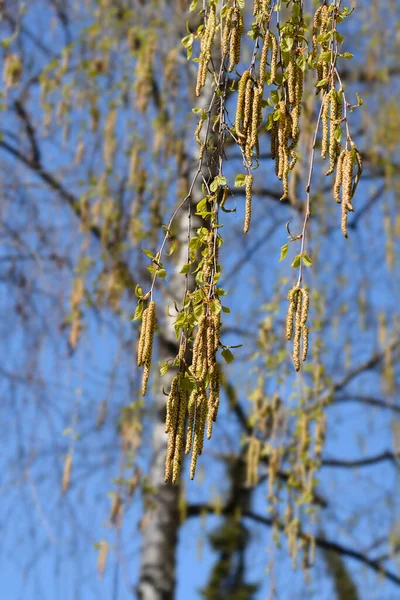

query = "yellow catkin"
[62,454,72,494]
[270,120,278,160]
[192,315,206,376]
[222,7,233,56]
[229,8,243,72]
[235,70,250,140]
[302,325,309,362]
[210,362,221,422]
[286,286,299,340]
[196,5,216,96]
[244,174,253,234]
[326,90,342,176]
[291,66,303,144]
[190,390,207,479]
[333,149,346,203]
[321,91,331,160]
[166,375,180,433]
[246,437,261,487]
[287,52,296,105]
[97,540,108,579]
[293,292,303,372]
[353,148,363,196]
[248,82,262,158]
[137,306,149,367]
[269,33,278,84]
[301,288,309,326]
[206,317,216,368]
[141,363,151,396]
[259,31,270,86]
[185,389,197,454]
[341,149,354,238]
[242,78,254,144]
[172,390,187,484]
[141,301,156,396]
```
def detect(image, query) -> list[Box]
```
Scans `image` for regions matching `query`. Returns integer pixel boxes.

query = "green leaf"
[222,348,234,364]
[341,52,353,60]
[142,248,154,259]
[234,174,246,187]
[355,92,363,106]
[156,268,167,278]
[181,34,194,49]
[334,125,342,143]
[132,301,143,321]
[189,0,198,11]
[135,284,143,298]
[180,263,191,275]
[302,254,312,267]
[221,306,230,314]
[160,361,169,376]
[316,78,328,88]
[279,243,289,262]
[291,254,301,268]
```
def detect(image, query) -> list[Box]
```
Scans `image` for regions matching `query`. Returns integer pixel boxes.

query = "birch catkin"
[244,174,253,234]
[286,286,310,371]
[138,301,156,395]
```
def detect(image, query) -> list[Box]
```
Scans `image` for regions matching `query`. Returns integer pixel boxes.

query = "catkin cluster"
[196,4,216,97]
[312,4,331,90]
[137,301,156,395]
[222,7,243,72]
[333,147,362,237]
[286,286,309,372]
[235,71,263,165]
[271,52,303,200]
[321,89,343,175]
[164,310,221,483]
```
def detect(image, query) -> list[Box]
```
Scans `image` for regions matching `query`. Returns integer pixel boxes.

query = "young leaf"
[280,243,289,262]
[222,348,234,364]
[302,254,312,267]
[291,254,301,268]
[234,174,246,187]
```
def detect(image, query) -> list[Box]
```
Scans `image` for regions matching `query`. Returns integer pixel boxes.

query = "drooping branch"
[186,504,400,587]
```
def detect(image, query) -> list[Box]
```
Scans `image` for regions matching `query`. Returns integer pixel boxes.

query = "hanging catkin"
[244,174,253,234]
[286,286,310,371]
[138,301,156,395]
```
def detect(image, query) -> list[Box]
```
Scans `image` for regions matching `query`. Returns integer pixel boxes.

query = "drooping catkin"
[333,149,345,202]
[244,173,253,234]
[229,8,243,72]
[341,149,354,238]
[287,52,296,105]
[196,4,216,97]
[242,77,254,142]
[140,301,156,395]
[185,389,197,454]
[62,454,72,494]
[190,389,207,480]
[222,7,233,56]
[137,305,149,367]
[293,292,303,372]
[269,33,278,84]
[246,437,261,487]
[172,389,188,484]
[259,31,270,86]
[326,90,342,176]
[235,70,250,140]
[286,286,310,371]
[321,90,331,160]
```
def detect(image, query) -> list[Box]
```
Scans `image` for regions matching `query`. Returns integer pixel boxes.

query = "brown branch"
[332,395,400,415]
[322,450,399,469]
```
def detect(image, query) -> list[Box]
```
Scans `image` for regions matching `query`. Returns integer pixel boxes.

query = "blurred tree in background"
[0,1,399,599]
